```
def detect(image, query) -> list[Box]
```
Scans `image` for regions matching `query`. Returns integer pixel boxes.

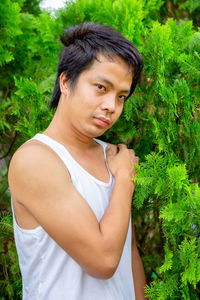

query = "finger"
[134,156,140,164]
[117,144,127,151]
[129,149,135,156]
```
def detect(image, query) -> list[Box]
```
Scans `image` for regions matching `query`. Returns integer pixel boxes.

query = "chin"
[85,128,107,138]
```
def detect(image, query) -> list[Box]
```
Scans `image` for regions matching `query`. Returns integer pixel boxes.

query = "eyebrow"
[95,76,130,94]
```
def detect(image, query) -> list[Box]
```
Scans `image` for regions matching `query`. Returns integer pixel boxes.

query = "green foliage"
[0,0,22,67]
[21,0,42,15]
[0,0,199,298]
[13,77,53,138]
[0,214,22,299]
[177,0,200,13]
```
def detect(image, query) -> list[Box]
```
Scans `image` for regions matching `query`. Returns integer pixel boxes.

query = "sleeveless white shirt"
[11,133,135,300]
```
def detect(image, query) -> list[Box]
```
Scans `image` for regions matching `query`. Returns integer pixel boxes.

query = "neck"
[43,106,96,151]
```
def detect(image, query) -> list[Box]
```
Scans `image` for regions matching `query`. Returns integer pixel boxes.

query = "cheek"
[76,89,97,109]
[110,108,122,125]
[116,104,124,117]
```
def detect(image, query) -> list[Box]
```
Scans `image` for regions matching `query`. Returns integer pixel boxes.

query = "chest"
[69,147,110,184]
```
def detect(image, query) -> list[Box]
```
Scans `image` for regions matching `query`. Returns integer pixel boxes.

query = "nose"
[100,95,115,112]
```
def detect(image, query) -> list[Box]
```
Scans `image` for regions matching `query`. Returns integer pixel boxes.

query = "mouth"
[93,117,111,127]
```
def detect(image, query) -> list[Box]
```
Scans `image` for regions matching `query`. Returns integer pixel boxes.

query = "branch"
[0,131,18,160]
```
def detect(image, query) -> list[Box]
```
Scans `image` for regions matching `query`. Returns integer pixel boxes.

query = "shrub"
[0,0,199,298]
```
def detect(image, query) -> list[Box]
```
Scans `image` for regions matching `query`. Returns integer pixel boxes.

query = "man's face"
[63,54,133,138]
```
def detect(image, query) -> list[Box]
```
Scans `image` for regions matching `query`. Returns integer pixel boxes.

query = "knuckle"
[118,143,127,148]
[129,150,135,157]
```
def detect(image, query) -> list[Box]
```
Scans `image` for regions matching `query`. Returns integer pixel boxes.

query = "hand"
[106,144,139,179]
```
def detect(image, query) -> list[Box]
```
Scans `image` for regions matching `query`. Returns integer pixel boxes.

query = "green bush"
[0,0,199,298]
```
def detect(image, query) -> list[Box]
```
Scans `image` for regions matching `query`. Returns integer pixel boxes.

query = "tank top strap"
[93,138,108,151]
[28,134,111,185]
[93,138,110,174]
[28,133,77,181]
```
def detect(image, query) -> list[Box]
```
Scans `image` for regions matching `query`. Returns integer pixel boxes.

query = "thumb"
[135,156,140,165]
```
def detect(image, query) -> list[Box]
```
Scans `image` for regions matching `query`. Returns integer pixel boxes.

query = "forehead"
[79,54,133,88]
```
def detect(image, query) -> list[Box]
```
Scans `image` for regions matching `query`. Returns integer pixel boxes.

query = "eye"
[118,95,127,101]
[96,84,106,92]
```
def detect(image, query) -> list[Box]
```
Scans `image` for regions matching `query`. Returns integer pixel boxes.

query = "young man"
[8,23,146,299]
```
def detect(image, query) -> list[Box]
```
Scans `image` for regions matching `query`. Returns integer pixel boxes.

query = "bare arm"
[8,142,138,279]
[132,219,147,299]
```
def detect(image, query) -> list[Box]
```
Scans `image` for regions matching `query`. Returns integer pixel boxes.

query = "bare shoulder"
[8,140,70,203]
[9,139,64,174]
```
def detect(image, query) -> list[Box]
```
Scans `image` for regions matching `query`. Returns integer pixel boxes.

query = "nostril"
[100,100,115,111]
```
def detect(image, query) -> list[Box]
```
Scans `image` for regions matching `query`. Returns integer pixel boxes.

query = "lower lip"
[94,118,109,127]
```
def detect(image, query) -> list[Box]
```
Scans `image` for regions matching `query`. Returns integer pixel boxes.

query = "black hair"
[50,22,143,109]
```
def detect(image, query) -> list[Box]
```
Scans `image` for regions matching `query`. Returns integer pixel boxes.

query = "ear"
[60,72,70,96]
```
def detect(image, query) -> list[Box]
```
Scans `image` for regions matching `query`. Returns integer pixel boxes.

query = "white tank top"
[11,133,135,300]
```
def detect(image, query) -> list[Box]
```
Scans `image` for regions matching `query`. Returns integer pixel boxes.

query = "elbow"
[85,254,119,279]
[88,264,117,280]
[97,246,121,279]
[99,251,120,279]
[99,260,117,279]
